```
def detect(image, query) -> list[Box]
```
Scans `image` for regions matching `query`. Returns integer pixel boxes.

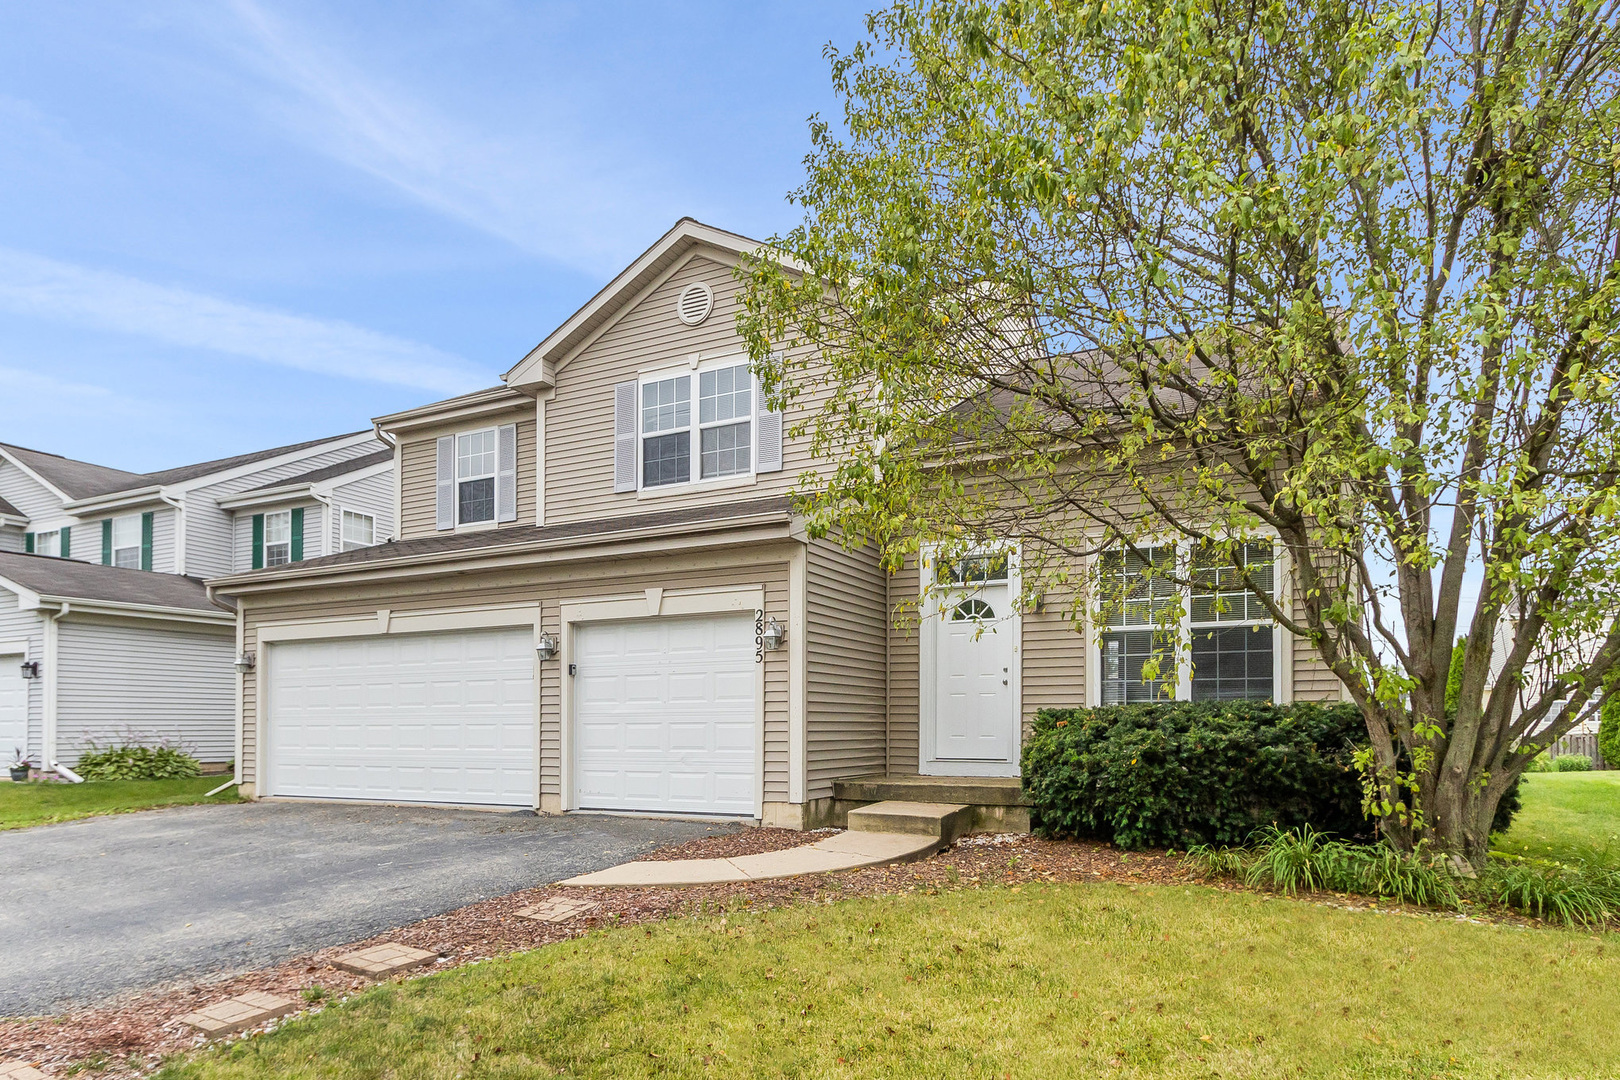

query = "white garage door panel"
[268,628,535,807]
[574,614,756,815]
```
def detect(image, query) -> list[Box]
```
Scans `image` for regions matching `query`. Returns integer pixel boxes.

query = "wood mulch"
[5,829,1499,1078]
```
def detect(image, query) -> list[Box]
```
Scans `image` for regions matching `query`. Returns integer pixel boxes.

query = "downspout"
[41,602,81,781]
[374,422,399,541]
[310,488,337,558]
[159,489,186,574]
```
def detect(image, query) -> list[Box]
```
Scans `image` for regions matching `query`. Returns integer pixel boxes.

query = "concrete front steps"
[560,800,971,888]
[832,775,1031,834]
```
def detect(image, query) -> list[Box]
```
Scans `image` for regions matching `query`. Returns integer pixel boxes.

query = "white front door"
[926,550,1019,775]
[573,614,757,816]
[0,655,26,766]
[265,627,537,807]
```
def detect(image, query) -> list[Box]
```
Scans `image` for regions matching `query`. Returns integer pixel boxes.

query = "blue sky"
[0,1,868,470]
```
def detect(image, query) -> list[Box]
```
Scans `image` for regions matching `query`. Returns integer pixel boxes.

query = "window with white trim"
[264,510,292,567]
[35,530,61,558]
[639,362,755,488]
[456,428,497,523]
[1095,541,1278,704]
[111,514,141,568]
[341,510,375,551]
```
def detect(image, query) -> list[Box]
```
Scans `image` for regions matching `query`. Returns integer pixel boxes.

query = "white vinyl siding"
[330,469,395,552]
[54,618,236,766]
[0,591,43,765]
[0,526,23,554]
[0,460,67,523]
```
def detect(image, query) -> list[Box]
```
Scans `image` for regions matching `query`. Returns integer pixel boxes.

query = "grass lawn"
[1495,771,1620,866]
[0,775,242,830]
[156,883,1618,1080]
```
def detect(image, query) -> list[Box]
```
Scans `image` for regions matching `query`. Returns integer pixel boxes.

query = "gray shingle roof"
[247,449,395,492]
[0,552,233,613]
[215,496,794,583]
[0,432,376,501]
[0,495,21,518]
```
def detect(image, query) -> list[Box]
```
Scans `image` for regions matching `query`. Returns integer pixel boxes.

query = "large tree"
[739,0,1620,868]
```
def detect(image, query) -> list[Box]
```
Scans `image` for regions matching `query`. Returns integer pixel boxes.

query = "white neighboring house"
[0,434,396,773]
[0,553,236,773]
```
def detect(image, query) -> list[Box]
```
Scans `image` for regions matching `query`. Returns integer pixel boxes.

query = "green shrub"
[75,739,200,781]
[1525,752,1554,773]
[1554,754,1594,772]
[1022,701,1370,849]
[1599,696,1620,769]
[1478,859,1620,927]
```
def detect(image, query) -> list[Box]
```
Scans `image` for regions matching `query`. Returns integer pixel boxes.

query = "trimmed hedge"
[1023,701,1371,849]
[1600,695,1620,770]
[1024,701,1522,849]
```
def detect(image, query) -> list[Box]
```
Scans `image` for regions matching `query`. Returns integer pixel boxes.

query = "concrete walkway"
[560,828,938,887]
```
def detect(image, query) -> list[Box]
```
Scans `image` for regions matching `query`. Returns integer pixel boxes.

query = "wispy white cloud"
[220,0,683,275]
[0,247,483,394]
[0,364,151,416]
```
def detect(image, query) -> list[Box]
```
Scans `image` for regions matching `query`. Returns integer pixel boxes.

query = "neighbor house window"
[35,530,61,558]
[341,510,375,551]
[640,362,755,488]
[264,510,292,567]
[111,514,141,568]
[456,428,497,523]
[1095,541,1277,704]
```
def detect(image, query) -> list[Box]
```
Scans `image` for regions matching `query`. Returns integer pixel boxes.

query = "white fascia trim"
[0,513,28,529]
[62,486,167,516]
[373,387,530,436]
[34,595,236,626]
[0,450,74,504]
[257,601,541,643]
[216,485,317,511]
[0,575,42,609]
[207,511,798,593]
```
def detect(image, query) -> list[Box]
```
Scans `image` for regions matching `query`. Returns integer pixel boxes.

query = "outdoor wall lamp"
[233,652,256,674]
[760,616,787,652]
[535,631,559,662]
[19,660,39,680]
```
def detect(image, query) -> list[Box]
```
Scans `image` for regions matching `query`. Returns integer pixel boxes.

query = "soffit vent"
[676,281,714,326]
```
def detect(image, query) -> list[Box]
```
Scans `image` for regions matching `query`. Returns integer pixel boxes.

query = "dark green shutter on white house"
[251,514,264,570]
[23,532,33,554]
[102,519,113,565]
[59,525,70,560]
[290,507,304,562]
[140,512,153,571]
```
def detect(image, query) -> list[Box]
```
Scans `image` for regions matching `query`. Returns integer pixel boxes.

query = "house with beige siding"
[0,434,394,773]
[208,218,1348,828]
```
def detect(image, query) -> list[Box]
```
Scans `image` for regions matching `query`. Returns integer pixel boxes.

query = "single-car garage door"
[574,614,756,815]
[267,628,536,807]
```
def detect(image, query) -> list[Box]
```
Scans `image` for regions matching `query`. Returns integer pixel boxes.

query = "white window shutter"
[613,380,638,492]
[496,423,518,522]
[756,406,784,473]
[435,434,455,530]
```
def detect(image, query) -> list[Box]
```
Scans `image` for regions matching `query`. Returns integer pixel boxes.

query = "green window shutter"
[23,532,33,554]
[140,512,153,571]
[251,514,264,570]
[59,525,70,560]
[290,507,304,563]
[102,519,113,565]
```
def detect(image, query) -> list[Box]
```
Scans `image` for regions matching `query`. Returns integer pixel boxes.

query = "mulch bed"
[1,829,1515,1077]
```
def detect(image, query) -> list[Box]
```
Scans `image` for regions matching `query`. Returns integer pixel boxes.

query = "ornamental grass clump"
[75,739,200,781]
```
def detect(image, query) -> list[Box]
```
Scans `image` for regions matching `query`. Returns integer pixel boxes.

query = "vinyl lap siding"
[0,591,43,764]
[236,548,795,802]
[397,413,535,539]
[887,553,922,775]
[229,503,324,571]
[0,526,25,553]
[330,470,396,548]
[806,537,887,798]
[0,461,66,523]
[54,618,236,765]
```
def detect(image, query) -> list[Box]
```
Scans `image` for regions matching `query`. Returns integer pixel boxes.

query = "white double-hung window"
[341,510,375,551]
[638,361,754,488]
[456,429,497,524]
[1095,540,1280,704]
[111,514,141,568]
[263,510,292,567]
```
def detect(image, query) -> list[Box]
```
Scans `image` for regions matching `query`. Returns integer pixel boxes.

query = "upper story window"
[456,429,497,523]
[1095,541,1278,704]
[34,530,62,558]
[341,510,375,551]
[264,510,292,567]
[637,362,754,489]
[111,514,141,568]
[641,376,691,487]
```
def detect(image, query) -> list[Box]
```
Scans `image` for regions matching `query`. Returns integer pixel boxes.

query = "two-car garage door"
[264,614,757,815]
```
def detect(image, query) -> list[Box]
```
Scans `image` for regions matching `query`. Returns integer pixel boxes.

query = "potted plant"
[9,749,29,783]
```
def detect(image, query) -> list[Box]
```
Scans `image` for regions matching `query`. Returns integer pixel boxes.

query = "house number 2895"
[754,608,765,664]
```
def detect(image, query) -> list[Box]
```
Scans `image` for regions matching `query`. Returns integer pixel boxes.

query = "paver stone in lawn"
[179,991,298,1039]
[516,896,600,923]
[333,943,439,978]
[0,1061,49,1079]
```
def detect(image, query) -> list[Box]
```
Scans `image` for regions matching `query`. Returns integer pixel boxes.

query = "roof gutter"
[63,485,167,515]
[209,510,800,596]
[29,594,235,626]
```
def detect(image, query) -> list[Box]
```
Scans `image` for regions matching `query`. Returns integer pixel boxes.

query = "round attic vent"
[676,281,714,326]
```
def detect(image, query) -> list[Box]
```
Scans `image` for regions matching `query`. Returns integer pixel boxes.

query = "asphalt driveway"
[0,801,731,1016]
